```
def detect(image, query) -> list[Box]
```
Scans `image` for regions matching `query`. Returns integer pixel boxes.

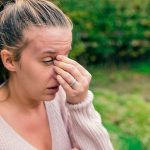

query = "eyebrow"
[43,51,56,54]
[41,49,57,54]
[41,48,72,55]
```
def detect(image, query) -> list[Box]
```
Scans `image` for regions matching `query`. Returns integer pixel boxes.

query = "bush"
[93,90,150,150]
[53,0,150,65]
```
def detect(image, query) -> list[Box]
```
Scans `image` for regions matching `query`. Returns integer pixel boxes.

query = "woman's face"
[14,26,72,101]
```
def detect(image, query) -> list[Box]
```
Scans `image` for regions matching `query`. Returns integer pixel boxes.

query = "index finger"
[56,55,91,78]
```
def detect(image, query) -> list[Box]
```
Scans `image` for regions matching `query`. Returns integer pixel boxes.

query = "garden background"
[53,0,150,149]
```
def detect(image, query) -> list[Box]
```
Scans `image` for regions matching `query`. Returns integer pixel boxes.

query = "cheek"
[18,59,55,83]
[30,65,55,81]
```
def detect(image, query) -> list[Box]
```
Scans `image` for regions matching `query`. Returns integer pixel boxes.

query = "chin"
[44,93,57,101]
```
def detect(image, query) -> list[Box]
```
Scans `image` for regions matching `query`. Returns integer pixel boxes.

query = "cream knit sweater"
[0,87,114,150]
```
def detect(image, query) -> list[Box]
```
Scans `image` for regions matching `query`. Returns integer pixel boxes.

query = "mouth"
[47,85,59,89]
[47,85,59,93]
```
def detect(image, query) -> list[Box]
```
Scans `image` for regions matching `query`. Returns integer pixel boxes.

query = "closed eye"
[42,57,54,65]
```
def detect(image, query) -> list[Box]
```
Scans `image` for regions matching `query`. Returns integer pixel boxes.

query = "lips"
[46,85,59,94]
[47,85,59,89]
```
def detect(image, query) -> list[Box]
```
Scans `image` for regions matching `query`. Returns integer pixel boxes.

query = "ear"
[0,49,17,72]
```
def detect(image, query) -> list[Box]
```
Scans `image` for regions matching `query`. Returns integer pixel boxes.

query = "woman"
[0,0,114,150]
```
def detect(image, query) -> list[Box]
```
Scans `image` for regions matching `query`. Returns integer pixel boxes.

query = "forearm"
[66,91,114,150]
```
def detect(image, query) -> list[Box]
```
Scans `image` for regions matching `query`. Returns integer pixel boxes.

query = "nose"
[52,66,58,80]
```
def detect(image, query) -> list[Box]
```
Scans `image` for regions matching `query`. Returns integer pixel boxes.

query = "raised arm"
[66,90,114,150]
[55,55,114,150]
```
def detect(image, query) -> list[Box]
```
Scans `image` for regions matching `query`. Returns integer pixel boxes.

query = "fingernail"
[57,55,63,60]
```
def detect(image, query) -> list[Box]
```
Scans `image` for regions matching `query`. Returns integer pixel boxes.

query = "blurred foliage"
[130,61,150,74]
[53,0,150,65]
[94,90,150,150]
[89,66,150,150]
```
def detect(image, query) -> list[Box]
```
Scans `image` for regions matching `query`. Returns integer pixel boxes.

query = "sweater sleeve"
[65,90,114,150]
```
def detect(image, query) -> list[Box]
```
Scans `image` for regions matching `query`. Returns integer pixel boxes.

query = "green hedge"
[53,0,150,65]
[93,90,150,150]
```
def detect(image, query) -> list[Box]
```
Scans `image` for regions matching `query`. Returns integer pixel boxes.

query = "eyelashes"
[42,57,55,65]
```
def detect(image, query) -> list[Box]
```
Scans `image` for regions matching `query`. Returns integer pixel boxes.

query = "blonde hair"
[0,0,73,83]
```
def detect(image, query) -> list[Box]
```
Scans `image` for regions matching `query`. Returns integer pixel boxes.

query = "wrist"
[66,91,88,105]
[66,90,93,109]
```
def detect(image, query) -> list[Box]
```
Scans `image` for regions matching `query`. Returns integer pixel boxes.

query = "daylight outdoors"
[54,0,150,149]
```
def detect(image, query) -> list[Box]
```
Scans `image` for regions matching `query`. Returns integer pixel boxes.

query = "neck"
[4,78,44,115]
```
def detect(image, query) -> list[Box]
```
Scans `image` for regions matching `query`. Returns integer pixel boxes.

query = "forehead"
[23,26,72,55]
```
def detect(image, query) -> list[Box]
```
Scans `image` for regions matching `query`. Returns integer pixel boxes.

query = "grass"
[88,63,150,150]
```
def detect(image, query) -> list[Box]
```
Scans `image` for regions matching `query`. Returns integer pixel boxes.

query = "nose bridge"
[52,65,57,79]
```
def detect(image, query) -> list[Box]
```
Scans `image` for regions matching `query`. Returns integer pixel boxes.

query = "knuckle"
[88,73,92,81]
[65,73,70,79]
[83,78,89,87]
[74,69,79,76]
[71,66,75,71]
[72,60,77,65]
[68,64,74,71]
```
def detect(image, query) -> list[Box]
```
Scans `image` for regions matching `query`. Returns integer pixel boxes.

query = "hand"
[54,55,92,104]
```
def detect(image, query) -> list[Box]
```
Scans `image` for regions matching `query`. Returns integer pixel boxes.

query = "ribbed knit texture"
[0,87,114,150]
